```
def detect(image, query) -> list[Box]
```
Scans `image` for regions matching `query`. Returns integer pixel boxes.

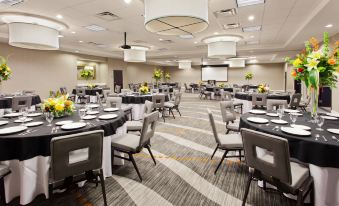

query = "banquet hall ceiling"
[0,0,338,66]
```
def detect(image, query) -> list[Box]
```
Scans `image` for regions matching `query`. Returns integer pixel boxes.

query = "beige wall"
[329,33,339,112]
[165,63,286,90]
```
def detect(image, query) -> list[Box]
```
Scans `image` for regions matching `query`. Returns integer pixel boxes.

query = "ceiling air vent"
[133,40,147,44]
[214,8,237,18]
[158,48,168,51]
[87,42,106,47]
[160,39,174,44]
[224,23,240,30]
[96,11,120,21]
[0,0,24,6]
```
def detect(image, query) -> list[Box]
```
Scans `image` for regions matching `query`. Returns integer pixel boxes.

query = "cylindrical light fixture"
[202,35,243,58]
[0,12,68,50]
[229,58,246,67]
[123,46,149,63]
[178,60,192,69]
[144,0,209,35]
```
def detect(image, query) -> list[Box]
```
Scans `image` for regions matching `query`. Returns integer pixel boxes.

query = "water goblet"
[316,115,325,131]
[44,112,54,126]
[78,108,87,121]
[289,113,298,127]
[278,109,283,120]
[19,107,28,126]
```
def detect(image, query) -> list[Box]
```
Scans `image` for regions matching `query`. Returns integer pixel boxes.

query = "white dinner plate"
[61,122,87,130]
[249,110,267,115]
[4,113,22,118]
[247,117,269,124]
[27,112,43,117]
[0,126,27,135]
[87,111,99,115]
[284,109,300,113]
[26,121,44,127]
[292,113,303,116]
[291,124,311,131]
[325,113,339,118]
[327,129,339,135]
[321,116,338,120]
[87,104,99,108]
[99,114,118,120]
[14,118,33,123]
[104,108,119,112]
[281,127,311,136]
[271,119,288,125]
[266,113,279,117]
[55,120,73,126]
[83,115,96,120]
[0,121,9,126]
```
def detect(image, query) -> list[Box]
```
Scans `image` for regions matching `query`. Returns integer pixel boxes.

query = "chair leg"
[242,173,252,206]
[146,145,157,165]
[0,177,6,205]
[176,108,182,116]
[214,150,228,174]
[98,169,108,206]
[238,150,242,161]
[48,183,53,204]
[296,190,304,206]
[129,153,142,182]
[170,109,175,119]
[226,129,230,134]
[211,146,218,160]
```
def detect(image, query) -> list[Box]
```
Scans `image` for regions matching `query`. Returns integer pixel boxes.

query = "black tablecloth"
[161,83,177,87]
[235,92,291,103]
[72,88,103,96]
[240,112,339,168]
[206,87,233,92]
[121,94,169,104]
[0,95,41,109]
[158,88,174,93]
[0,110,127,161]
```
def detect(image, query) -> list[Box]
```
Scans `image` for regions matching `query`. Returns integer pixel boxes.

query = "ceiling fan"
[120,32,131,50]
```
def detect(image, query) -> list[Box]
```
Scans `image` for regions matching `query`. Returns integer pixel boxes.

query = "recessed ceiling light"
[242,26,261,32]
[179,34,194,39]
[249,56,256,59]
[236,0,265,7]
[214,8,237,17]
[71,31,76,34]
[159,38,163,41]
[325,24,333,28]
[248,15,255,21]
[79,40,83,43]
[75,50,79,53]
[56,14,63,19]
[84,24,106,32]
[194,41,198,44]
[250,35,255,38]
[223,23,240,30]
[124,0,132,4]
[214,32,219,35]
[58,35,64,38]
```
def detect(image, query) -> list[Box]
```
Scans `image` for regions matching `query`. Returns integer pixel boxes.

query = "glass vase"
[310,86,319,119]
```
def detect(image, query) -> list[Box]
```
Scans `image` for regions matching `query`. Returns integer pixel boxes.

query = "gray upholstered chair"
[12,96,32,112]
[152,94,166,122]
[241,129,313,206]
[111,111,159,181]
[220,90,232,101]
[49,130,107,206]
[266,100,288,111]
[252,93,267,109]
[200,87,212,100]
[164,92,182,118]
[126,100,153,133]
[76,88,89,104]
[289,93,302,109]
[213,87,221,100]
[0,164,10,205]
[184,83,191,93]
[106,97,132,119]
[232,87,242,97]
[220,101,239,134]
[299,95,311,112]
[208,109,243,174]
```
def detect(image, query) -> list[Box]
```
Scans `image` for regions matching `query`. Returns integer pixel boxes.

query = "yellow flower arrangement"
[139,86,149,95]
[0,56,12,82]
[258,83,269,93]
[41,93,75,117]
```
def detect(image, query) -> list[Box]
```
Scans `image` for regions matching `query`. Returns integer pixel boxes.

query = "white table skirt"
[1,124,127,205]
[123,103,145,121]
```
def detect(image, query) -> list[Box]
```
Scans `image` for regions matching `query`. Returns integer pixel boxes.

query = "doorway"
[113,70,123,91]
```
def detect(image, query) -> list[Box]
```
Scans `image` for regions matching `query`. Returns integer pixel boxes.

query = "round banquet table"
[72,88,103,103]
[235,92,291,113]
[0,109,127,205]
[121,94,169,120]
[206,87,233,92]
[158,88,174,93]
[0,95,41,109]
[240,112,339,206]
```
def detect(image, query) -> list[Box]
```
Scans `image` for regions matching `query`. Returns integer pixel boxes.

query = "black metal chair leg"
[242,173,253,206]
[176,108,182,116]
[214,150,228,174]
[170,109,175,119]
[129,153,142,182]
[146,145,157,165]
[211,146,218,160]
[0,177,6,205]
[99,169,108,206]
[238,150,242,161]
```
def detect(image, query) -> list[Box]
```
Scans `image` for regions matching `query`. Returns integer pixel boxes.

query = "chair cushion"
[0,164,10,177]
[260,154,310,189]
[126,121,143,131]
[219,133,243,149]
[164,102,175,108]
[111,133,141,153]
[226,120,240,131]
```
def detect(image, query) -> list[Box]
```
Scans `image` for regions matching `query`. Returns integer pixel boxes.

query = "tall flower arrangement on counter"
[153,68,163,87]
[0,56,12,82]
[258,83,269,93]
[245,72,253,83]
[41,93,75,118]
[164,72,171,82]
[80,69,94,80]
[286,32,338,118]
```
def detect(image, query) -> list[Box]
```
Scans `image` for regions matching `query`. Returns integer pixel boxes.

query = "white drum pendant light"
[178,60,192,69]
[202,35,243,58]
[0,12,68,50]
[123,46,149,63]
[144,0,209,35]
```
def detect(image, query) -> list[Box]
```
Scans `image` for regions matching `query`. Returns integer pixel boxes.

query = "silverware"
[332,136,339,142]
[322,135,328,142]
[315,134,319,141]
[51,127,55,134]
[54,126,59,133]
[19,129,31,136]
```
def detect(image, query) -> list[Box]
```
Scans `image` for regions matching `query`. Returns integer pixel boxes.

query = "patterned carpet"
[11,93,297,206]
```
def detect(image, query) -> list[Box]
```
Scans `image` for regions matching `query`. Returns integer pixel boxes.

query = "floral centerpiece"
[153,68,163,87]
[0,56,12,83]
[41,93,75,118]
[139,85,149,95]
[245,72,253,83]
[80,69,94,80]
[219,83,225,88]
[258,83,269,93]
[164,72,171,82]
[286,32,338,118]
[87,83,95,89]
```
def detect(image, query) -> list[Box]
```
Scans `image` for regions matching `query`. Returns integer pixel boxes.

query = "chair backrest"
[102,90,111,99]
[115,85,121,93]
[106,97,122,108]
[76,88,86,96]
[241,128,292,185]
[121,89,131,94]
[144,100,153,114]
[174,92,182,106]
[184,83,188,90]
[50,130,104,181]
[139,111,159,148]
[12,96,32,111]
[289,93,302,108]
[266,100,288,111]
[207,109,221,145]
[233,88,241,96]
[60,87,67,94]
[161,87,169,94]
[96,92,103,107]
[221,90,232,101]
[213,87,220,94]
[152,94,165,109]
[252,93,268,107]
[220,101,236,123]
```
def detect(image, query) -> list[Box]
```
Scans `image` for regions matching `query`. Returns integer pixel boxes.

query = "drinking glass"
[19,107,28,126]
[44,112,54,126]
[278,109,283,120]
[316,115,325,131]
[78,108,86,121]
[289,113,298,127]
